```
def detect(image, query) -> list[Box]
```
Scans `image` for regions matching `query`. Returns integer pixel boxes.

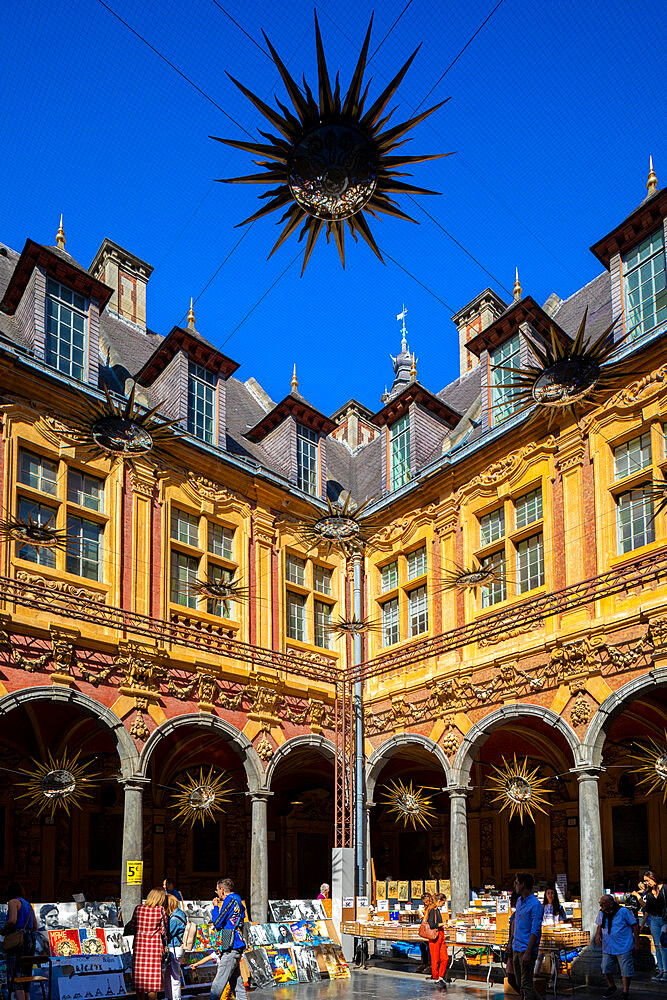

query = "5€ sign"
[126,861,143,885]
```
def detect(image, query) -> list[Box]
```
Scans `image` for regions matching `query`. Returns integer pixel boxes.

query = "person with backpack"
[164,893,187,1000]
[2,882,37,1000]
[210,877,246,1000]
[640,871,667,982]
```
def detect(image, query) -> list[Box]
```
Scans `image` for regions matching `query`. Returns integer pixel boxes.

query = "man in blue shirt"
[509,873,543,1000]
[210,877,247,1000]
[163,878,183,902]
[595,895,639,1000]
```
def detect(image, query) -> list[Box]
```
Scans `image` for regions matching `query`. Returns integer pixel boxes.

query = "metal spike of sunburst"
[292,495,381,558]
[645,480,667,525]
[187,574,250,605]
[490,310,640,428]
[380,778,437,830]
[326,614,382,638]
[170,766,233,828]
[212,14,452,273]
[437,558,511,594]
[629,733,667,802]
[0,512,71,552]
[66,385,180,465]
[487,754,551,824]
[16,750,99,819]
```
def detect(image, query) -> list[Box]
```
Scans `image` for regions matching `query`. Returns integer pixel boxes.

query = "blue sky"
[1,0,665,414]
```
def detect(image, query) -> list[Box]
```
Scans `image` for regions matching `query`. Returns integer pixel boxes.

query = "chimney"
[451,288,507,377]
[89,238,153,330]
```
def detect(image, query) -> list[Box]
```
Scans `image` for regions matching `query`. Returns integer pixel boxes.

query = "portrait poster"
[39,903,78,931]
[291,945,321,983]
[49,929,81,957]
[78,928,107,954]
[246,924,272,947]
[411,880,424,899]
[265,946,298,984]
[272,923,294,946]
[243,948,274,989]
[425,880,437,896]
[397,881,409,901]
[268,900,297,923]
[375,881,386,900]
[387,881,398,899]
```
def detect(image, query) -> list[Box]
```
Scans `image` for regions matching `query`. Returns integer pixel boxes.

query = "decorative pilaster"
[448,785,471,917]
[571,765,604,934]
[248,790,272,923]
[120,776,150,919]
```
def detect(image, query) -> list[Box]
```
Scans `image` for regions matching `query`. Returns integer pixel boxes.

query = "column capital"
[570,765,605,782]
[447,784,472,799]
[118,775,151,790]
[246,789,273,800]
[364,800,377,811]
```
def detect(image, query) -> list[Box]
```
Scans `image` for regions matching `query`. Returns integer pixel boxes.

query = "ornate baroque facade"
[0,172,666,933]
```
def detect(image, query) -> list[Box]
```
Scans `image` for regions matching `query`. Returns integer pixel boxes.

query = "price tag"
[496,898,509,914]
[377,900,389,912]
[126,861,143,885]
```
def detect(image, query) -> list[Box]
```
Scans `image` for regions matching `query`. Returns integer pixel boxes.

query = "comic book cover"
[78,928,107,954]
[48,929,81,956]
[375,882,386,900]
[265,946,298,984]
[411,880,424,899]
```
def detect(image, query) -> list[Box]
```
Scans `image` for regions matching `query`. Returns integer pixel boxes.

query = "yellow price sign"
[126,861,143,885]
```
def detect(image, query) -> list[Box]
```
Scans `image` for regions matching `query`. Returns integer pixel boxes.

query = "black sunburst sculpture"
[0,512,70,552]
[293,495,379,558]
[491,309,637,426]
[72,385,180,464]
[212,14,451,273]
[438,558,510,594]
[326,614,382,638]
[646,480,667,525]
[188,573,250,606]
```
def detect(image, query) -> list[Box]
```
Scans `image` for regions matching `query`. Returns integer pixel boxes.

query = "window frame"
[45,277,89,382]
[376,542,429,648]
[284,550,336,651]
[187,361,217,444]
[168,504,239,622]
[296,423,319,496]
[389,413,411,491]
[489,332,522,427]
[474,483,546,609]
[622,227,667,342]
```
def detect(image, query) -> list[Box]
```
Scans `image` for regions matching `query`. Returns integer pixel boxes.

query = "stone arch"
[450,703,583,786]
[582,665,667,767]
[366,732,451,802]
[138,713,264,792]
[0,685,139,778]
[264,734,336,789]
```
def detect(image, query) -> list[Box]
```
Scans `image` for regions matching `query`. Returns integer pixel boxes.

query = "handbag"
[216,927,235,951]
[418,920,438,942]
[181,920,197,952]
[2,930,24,952]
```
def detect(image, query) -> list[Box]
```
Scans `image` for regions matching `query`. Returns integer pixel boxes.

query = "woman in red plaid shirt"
[125,888,169,1000]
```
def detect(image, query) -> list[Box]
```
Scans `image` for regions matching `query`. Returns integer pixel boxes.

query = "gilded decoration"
[170,766,233,827]
[452,437,558,506]
[579,363,667,435]
[255,731,274,762]
[369,504,438,551]
[129,708,151,742]
[16,750,98,819]
[116,641,167,699]
[569,693,592,728]
[441,728,459,757]
[182,474,252,518]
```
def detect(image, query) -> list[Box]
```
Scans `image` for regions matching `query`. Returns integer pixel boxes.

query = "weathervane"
[213,14,451,272]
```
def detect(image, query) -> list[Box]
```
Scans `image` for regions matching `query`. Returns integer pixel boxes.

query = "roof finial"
[513,266,522,302]
[56,214,66,250]
[291,364,298,392]
[187,297,196,330]
[647,155,657,195]
[397,304,408,351]
[410,353,417,380]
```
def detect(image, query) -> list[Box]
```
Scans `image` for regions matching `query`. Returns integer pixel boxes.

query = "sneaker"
[436,979,447,990]
[602,988,617,998]
[652,974,664,982]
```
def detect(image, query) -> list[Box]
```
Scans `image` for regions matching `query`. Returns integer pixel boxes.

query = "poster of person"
[291,945,321,983]
[104,930,131,955]
[39,903,79,930]
[297,900,326,920]
[77,902,119,928]
[246,924,272,947]
[424,880,437,896]
[268,899,325,923]
[288,921,313,944]
[265,946,298,984]
[273,924,294,946]
[314,921,332,944]
[397,882,409,902]
[411,880,424,899]
[183,900,212,924]
[243,947,274,989]
[48,929,82,956]
[375,882,386,900]
[268,900,297,923]
[387,881,398,899]
[78,928,107,954]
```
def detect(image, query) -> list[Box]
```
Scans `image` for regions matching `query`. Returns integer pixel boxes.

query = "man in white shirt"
[594,895,639,1000]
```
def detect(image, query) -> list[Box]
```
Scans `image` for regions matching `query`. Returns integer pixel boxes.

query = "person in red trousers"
[424,894,448,990]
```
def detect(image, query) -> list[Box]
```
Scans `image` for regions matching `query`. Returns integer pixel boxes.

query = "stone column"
[573,766,604,934]
[448,785,471,917]
[364,801,375,900]
[120,777,148,920]
[248,791,272,924]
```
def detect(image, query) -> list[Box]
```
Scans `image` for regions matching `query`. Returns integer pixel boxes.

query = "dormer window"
[390,414,410,491]
[187,361,216,443]
[296,423,318,495]
[622,228,667,341]
[45,278,88,381]
[489,332,521,426]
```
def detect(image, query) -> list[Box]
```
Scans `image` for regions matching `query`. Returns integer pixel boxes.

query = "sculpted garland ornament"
[213,14,450,272]
[487,754,550,824]
[16,750,98,819]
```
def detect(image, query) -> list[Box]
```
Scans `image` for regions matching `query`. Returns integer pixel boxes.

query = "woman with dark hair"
[2,881,37,1000]
[422,894,448,990]
[542,887,566,924]
[640,871,667,982]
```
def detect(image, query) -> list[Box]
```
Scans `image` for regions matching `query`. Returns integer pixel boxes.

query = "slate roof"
[550,271,612,344]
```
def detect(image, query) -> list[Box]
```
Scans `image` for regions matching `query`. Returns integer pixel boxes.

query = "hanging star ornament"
[491,309,638,427]
[326,614,382,638]
[188,572,249,606]
[0,511,70,552]
[437,558,510,594]
[212,14,452,272]
[487,754,550,824]
[16,750,99,819]
[170,766,233,827]
[80,385,180,464]
[629,733,667,802]
[380,778,437,830]
[292,495,380,558]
